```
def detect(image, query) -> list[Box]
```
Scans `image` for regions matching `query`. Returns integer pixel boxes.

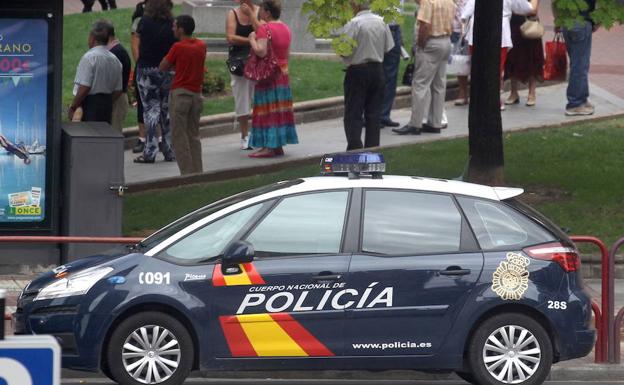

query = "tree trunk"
[467,0,505,186]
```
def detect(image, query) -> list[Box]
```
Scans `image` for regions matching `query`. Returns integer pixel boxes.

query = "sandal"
[133,155,155,164]
[454,99,469,106]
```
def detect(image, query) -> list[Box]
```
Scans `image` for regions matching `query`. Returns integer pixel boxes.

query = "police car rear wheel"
[107,312,194,385]
[468,313,553,385]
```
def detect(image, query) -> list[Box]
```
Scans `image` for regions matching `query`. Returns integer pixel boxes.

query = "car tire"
[106,311,194,385]
[455,371,477,384]
[467,313,553,385]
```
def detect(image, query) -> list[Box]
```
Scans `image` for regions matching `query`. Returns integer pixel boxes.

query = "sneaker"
[132,139,145,154]
[585,100,595,109]
[240,136,252,150]
[565,104,595,116]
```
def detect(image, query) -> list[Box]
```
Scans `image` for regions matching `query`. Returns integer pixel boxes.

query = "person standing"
[342,1,394,150]
[82,0,117,12]
[554,0,596,116]
[226,0,259,150]
[134,0,177,164]
[131,0,148,153]
[504,10,544,107]
[452,0,470,106]
[380,0,404,128]
[242,0,299,158]
[394,0,455,135]
[460,0,539,110]
[68,20,122,124]
[106,24,132,132]
[160,15,207,175]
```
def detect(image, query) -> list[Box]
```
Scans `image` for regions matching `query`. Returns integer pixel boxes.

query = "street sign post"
[0,335,61,385]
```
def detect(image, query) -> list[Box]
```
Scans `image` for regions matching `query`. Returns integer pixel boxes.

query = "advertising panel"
[0,17,49,224]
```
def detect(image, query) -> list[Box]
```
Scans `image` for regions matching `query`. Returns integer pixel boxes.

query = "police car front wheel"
[467,313,553,385]
[106,311,194,385]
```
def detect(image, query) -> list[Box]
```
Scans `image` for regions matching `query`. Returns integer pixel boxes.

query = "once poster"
[0,18,49,223]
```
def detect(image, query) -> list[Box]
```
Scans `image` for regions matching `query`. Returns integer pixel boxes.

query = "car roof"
[280,175,523,201]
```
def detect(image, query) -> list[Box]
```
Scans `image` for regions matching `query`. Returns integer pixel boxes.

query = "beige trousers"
[170,88,203,175]
[111,93,129,132]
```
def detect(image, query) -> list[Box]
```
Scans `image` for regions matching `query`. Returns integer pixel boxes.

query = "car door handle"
[313,273,342,282]
[439,266,471,276]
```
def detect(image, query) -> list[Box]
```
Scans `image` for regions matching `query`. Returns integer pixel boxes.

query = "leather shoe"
[422,124,441,133]
[392,125,421,135]
[381,119,400,128]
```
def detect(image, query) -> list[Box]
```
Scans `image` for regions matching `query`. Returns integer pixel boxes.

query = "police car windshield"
[137,180,304,250]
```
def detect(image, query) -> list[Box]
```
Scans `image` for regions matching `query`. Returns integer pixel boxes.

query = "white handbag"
[520,17,545,39]
[447,38,471,77]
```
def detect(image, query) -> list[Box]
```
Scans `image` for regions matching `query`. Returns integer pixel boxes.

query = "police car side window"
[245,191,349,255]
[161,204,263,263]
[457,197,556,250]
[362,190,462,255]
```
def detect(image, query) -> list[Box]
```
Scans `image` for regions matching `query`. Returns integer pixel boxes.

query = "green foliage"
[202,68,226,96]
[303,0,402,56]
[553,0,624,29]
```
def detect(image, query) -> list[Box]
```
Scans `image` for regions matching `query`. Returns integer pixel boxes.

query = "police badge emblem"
[491,252,530,300]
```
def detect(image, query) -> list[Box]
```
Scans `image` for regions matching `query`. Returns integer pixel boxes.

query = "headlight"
[34,266,114,301]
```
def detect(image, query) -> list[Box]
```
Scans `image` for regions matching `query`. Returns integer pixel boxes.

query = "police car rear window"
[457,196,557,250]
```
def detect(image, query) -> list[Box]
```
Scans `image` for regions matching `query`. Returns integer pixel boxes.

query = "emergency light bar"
[320,152,386,179]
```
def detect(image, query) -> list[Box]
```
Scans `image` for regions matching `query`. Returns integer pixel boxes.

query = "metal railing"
[570,236,611,363]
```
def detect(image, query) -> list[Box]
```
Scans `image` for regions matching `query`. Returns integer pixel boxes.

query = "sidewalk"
[125,82,624,189]
[63,0,185,15]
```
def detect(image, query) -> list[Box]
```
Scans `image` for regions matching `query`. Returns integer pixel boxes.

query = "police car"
[14,153,595,385]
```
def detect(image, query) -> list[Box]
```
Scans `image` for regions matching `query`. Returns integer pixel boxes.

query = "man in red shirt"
[160,15,207,175]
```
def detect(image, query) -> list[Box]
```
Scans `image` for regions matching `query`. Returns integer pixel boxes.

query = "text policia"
[237,282,393,314]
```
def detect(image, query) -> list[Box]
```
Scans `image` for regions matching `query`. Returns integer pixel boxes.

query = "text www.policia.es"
[352,341,432,350]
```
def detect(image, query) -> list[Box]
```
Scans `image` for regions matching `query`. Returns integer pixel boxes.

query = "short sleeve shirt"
[165,38,207,93]
[418,0,456,36]
[73,46,122,95]
[342,11,395,66]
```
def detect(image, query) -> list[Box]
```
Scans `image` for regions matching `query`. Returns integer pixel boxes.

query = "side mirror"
[222,240,255,266]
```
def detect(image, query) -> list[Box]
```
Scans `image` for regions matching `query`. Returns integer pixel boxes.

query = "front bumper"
[14,296,105,371]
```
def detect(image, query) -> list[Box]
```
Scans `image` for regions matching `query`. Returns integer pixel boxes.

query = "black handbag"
[402,58,415,86]
[227,46,247,77]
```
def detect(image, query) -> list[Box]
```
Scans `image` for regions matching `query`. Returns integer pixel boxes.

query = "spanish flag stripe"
[269,313,335,357]
[223,264,253,286]
[242,262,266,284]
[236,313,308,357]
[219,316,257,357]
[212,264,226,286]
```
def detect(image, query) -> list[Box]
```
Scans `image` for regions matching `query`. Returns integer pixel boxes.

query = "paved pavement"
[60,381,624,385]
[124,82,624,185]
[63,0,185,15]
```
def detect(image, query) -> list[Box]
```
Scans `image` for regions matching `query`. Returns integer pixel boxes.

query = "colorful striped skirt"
[249,71,298,149]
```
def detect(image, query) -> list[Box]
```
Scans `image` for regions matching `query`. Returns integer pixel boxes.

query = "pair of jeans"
[563,21,592,109]
[137,67,174,161]
[381,25,402,122]
[82,0,117,12]
[344,62,384,150]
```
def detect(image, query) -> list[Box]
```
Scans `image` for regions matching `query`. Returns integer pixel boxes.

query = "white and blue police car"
[14,153,595,385]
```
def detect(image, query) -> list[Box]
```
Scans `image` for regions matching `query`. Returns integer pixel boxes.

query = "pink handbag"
[244,26,281,82]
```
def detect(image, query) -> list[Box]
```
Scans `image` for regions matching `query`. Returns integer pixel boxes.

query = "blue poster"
[0,18,48,223]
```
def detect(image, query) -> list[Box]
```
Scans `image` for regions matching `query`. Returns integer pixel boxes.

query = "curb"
[126,110,624,194]
[60,362,624,381]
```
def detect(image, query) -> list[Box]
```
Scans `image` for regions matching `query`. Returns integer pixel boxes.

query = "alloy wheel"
[122,325,181,384]
[482,324,541,384]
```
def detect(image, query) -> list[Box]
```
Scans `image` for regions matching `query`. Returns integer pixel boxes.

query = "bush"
[203,67,226,96]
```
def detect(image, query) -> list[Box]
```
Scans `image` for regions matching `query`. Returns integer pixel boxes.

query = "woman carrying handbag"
[241,0,298,159]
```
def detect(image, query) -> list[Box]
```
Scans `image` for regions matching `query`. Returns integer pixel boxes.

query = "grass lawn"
[63,8,416,128]
[124,117,624,248]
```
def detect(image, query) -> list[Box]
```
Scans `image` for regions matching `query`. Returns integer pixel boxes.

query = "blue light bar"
[320,152,386,179]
